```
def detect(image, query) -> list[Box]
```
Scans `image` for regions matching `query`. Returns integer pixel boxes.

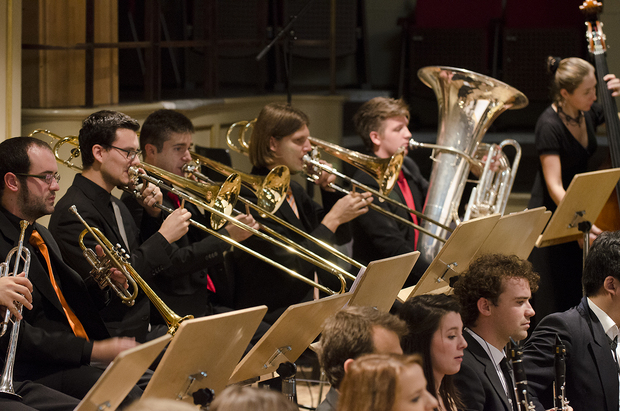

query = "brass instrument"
[70,205,193,335]
[415,66,528,263]
[183,156,363,276]
[127,168,347,294]
[29,129,82,172]
[553,334,569,410]
[0,220,31,399]
[226,120,452,243]
[508,338,536,411]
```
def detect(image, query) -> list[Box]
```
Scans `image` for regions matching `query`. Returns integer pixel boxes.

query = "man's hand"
[135,172,163,218]
[0,273,33,320]
[94,245,128,290]
[312,160,337,191]
[91,337,138,364]
[159,207,191,243]
[321,191,373,232]
[224,213,260,242]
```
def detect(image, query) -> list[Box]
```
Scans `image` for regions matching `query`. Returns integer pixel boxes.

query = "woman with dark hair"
[337,353,438,411]
[528,57,620,320]
[398,294,466,411]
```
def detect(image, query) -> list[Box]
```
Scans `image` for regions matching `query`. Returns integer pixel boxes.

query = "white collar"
[588,297,619,341]
[466,327,506,366]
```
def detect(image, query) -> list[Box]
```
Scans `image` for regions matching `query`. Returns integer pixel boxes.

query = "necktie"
[500,357,518,411]
[396,170,419,248]
[111,201,130,253]
[607,334,620,373]
[286,188,300,219]
[29,230,89,340]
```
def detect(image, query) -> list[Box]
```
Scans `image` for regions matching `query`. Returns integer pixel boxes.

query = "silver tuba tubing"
[415,66,528,264]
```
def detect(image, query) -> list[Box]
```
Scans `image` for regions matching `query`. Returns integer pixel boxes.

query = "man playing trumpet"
[0,136,142,401]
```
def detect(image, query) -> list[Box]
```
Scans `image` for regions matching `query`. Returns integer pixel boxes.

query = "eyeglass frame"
[15,172,61,185]
[104,145,142,161]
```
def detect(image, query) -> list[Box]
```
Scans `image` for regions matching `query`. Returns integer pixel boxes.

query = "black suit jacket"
[231,167,349,321]
[49,174,174,341]
[316,387,338,411]
[120,190,231,318]
[350,156,428,286]
[453,331,514,411]
[0,207,110,381]
[523,297,619,411]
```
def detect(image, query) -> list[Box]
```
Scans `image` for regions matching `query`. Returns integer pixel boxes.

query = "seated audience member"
[316,306,408,411]
[523,230,620,411]
[0,137,141,400]
[398,294,467,411]
[209,386,297,411]
[231,103,371,322]
[0,274,80,411]
[351,97,429,285]
[337,353,438,411]
[49,110,191,341]
[452,254,539,411]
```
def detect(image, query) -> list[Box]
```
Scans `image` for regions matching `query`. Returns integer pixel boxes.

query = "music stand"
[399,214,501,301]
[473,207,551,260]
[74,334,172,411]
[229,293,351,384]
[141,306,268,404]
[535,168,620,265]
[347,251,419,312]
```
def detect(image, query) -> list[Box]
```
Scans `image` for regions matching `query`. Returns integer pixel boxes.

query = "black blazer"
[230,166,348,321]
[0,208,109,381]
[316,387,338,411]
[523,297,619,411]
[350,156,428,286]
[453,331,514,411]
[49,174,174,341]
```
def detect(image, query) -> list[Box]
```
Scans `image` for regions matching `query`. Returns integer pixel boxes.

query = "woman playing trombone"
[232,103,371,323]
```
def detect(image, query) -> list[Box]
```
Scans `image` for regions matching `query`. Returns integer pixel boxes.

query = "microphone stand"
[256,0,320,105]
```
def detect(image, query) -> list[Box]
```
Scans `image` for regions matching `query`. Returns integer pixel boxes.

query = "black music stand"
[535,168,620,267]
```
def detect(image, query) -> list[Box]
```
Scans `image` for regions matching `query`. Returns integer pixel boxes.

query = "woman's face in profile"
[393,364,438,411]
[430,311,467,378]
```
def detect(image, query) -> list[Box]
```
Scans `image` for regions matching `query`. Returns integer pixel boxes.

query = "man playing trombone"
[49,110,192,341]
[0,136,143,402]
[231,103,372,323]
[350,97,429,286]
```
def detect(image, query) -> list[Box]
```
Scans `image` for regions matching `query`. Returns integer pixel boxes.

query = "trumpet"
[70,205,193,335]
[0,220,31,399]
[127,168,347,294]
[183,155,363,275]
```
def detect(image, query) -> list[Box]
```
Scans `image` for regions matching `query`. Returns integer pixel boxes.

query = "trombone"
[0,220,31,399]
[184,154,363,275]
[127,167,347,294]
[226,120,452,243]
[70,205,193,335]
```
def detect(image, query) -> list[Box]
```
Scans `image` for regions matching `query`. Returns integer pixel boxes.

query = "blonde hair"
[548,57,595,105]
[209,386,297,411]
[124,398,197,411]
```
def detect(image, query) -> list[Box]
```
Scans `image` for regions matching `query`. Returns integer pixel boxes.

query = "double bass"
[581,1,620,231]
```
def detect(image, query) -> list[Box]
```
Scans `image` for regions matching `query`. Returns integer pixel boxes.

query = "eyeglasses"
[106,145,142,161]
[15,172,61,186]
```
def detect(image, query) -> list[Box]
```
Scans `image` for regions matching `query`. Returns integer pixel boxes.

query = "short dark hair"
[583,231,620,296]
[78,110,140,169]
[453,254,540,328]
[0,137,52,196]
[353,97,410,152]
[399,294,463,410]
[249,103,309,168]
[318,306,408,389]
[140,109,194,152]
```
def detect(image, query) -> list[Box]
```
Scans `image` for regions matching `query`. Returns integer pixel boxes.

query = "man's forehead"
[499,277,531,298]
[28,145,57,172]
[164,132,193,146]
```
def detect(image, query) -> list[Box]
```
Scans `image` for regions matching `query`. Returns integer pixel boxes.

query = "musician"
[523,230,620,411]
[452,254,539,411]
[121,109,263,325]
[528,57,620,321]
[0,136,142,400]
[49,110,191,341]
[316,306,407,411]
[230,103,371,322]
[350,97,429,286]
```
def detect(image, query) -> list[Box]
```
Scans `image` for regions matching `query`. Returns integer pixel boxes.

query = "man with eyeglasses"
[49,110,191,342]
[0,136,145,403]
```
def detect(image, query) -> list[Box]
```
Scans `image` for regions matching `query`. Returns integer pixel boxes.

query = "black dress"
[528,103,604,322]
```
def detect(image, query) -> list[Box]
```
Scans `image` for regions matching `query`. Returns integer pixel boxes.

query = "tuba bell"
[415,66,528,264]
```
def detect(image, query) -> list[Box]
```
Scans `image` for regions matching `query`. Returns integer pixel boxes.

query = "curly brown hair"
[453,254,540,328]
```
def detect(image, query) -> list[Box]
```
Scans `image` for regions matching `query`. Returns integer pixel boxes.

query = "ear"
[369,131,381,148]
[603,276,619,296]
[92,144,106,164]
[268,136,278,152]
[144,143,157,159]
[559,88,570,101]
[343,358,355,374]
[477,297,492,317]
[3,173,20,193]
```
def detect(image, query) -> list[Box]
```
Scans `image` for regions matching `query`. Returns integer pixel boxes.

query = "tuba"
[415,66,528,264]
